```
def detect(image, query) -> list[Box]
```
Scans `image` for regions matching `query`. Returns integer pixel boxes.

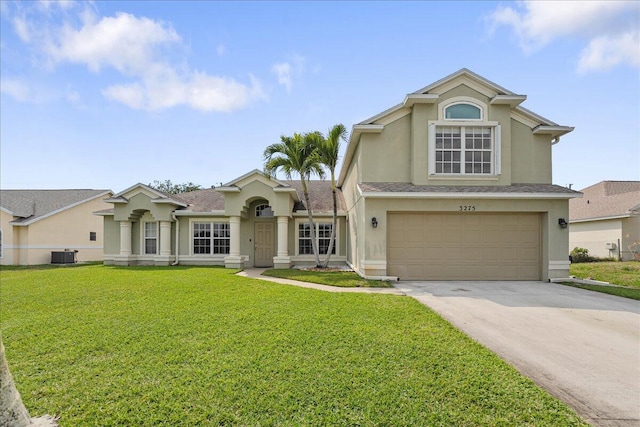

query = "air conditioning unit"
[605,242,616,250]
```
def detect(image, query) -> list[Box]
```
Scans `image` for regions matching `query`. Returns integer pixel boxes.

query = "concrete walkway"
[395,280,640,427]
[237,268,404,295]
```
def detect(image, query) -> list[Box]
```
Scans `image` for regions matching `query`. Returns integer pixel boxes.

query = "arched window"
[445,103,482,120]
[255,204,273,217]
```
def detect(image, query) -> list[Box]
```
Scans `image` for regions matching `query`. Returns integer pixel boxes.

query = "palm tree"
[264,132,325,267]
[316,124,348,268]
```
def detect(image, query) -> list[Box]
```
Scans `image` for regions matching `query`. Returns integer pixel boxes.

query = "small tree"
[316,124,348,268]
[264,133,325,267]
[148,180,202,195]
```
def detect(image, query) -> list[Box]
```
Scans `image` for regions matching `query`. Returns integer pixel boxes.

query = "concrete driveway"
[394,280,640,427]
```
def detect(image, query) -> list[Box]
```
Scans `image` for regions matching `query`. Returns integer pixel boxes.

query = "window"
[89,232,97,241]
[429,100,500,176]
[255,204,273,217]
[144,222,158,255]
[435,126,493,174]
[445,103,481,120]
[298,223,335,255]
[192,222,230,255]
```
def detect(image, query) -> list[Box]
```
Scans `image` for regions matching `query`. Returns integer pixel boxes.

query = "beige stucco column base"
[272,256,291,269]
[154,255,175,266]
[113,255,133,266]
[225,256,245,269]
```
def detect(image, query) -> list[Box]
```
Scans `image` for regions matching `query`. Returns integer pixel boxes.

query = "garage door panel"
[388,213,540,280]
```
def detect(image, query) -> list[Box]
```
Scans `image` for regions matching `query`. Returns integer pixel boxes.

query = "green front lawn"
[569,261,640,289]
[262,268,391,287]
[1,265,586,426]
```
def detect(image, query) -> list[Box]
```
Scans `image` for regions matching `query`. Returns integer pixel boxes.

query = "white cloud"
[488,1,640,72]
[7,4,265,112]
[272,54,306,93]
[1,78,31,101]
[272,62,293,93]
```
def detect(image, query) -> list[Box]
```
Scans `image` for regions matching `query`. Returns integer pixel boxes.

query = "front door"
[254,223,274,267]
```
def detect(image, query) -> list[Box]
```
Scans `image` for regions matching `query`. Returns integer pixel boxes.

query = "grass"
[560,282,640,300]
[262,268,392,288]
[1,265,586,426]
[569,261,640,289]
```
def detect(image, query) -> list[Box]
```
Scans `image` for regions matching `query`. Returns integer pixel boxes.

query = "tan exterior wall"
[1,210,16,265]
[2,196,110,265]
[360,116,412,183]
[570,217,640,260]
[511,120,553,184]
[357,197,569,281]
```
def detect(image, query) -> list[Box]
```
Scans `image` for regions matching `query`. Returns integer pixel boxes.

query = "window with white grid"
[192,222,229,255]
[298,222,335,255]
[435,126,494,175]
[144,222,158,254]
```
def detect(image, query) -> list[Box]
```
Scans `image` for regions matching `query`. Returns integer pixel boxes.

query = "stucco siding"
[511,120,553,184]
[360,116,411,184]
[569,219,622,259]
[0,210,15,265]
[622,216,640,260]
[4,196,109,265]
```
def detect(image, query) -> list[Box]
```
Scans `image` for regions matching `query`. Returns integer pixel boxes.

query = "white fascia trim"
[152,198,187,207]
[12,190,113,226]
[360,191,580,200]
[490,95,527,107]
[215,186,241,193]
[402,94,439,107]
[174,210,227,217]
[1,206,14,215]
[569,214,633,223]
[532,125,575,138]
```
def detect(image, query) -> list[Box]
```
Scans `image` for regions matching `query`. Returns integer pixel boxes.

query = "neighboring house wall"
[1,194,111,265]
[569,219,622,259]
[622,216,640,260]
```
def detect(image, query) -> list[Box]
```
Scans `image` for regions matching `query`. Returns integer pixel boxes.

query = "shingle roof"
[1,189,112,224]
[174,180,344,214]
[359,182,579,196]
[569,181,640,221]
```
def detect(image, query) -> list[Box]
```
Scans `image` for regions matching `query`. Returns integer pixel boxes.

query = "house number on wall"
[459,205,476,211]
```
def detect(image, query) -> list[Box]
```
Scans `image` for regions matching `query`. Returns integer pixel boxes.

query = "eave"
[337,124,384,187]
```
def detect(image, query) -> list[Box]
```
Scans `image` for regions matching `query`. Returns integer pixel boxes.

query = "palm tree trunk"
[1,333,32,427]
[322,176,338,268]
[301,179,321,267]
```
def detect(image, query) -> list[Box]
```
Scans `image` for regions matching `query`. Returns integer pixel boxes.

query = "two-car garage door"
[388,213,541,280]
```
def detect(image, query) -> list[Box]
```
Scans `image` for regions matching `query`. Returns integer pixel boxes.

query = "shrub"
[570,247,596,263]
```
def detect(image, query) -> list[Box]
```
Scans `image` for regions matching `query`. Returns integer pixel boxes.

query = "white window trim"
[428,121,501,177]
[439,97,487,121]
[142,221,158,255]
[189,219,231,256]
[294,219,340,257]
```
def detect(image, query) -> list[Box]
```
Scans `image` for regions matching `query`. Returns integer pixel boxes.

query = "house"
[101,69,580,281]
[569,181,640,260]
[1,189,113,265]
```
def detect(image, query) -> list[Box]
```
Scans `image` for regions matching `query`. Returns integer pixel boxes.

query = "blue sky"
[1,1,638,192]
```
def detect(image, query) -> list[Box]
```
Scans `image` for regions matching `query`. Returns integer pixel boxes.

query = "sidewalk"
[237,268,404,295]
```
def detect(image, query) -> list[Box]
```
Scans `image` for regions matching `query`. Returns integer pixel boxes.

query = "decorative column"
[225,216,244,269]
[119,221,132,256]
[273,216,291,269]
[155,221,173,265]
[159,221,172,256]
[114,221,132,266]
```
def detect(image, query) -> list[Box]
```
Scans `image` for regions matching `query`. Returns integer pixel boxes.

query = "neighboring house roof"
[359,183,580,198]
[569,181,640,222]
[1,189,112,225]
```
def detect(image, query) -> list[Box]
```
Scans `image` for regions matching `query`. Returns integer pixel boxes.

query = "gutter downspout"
[171,213,180,266]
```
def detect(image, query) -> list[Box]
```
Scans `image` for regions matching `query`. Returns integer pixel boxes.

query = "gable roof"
[338,68,574,186]
[359,183,580,199]
[1,189,112,225]
[569,181,640,222]
[105,183,188,207]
